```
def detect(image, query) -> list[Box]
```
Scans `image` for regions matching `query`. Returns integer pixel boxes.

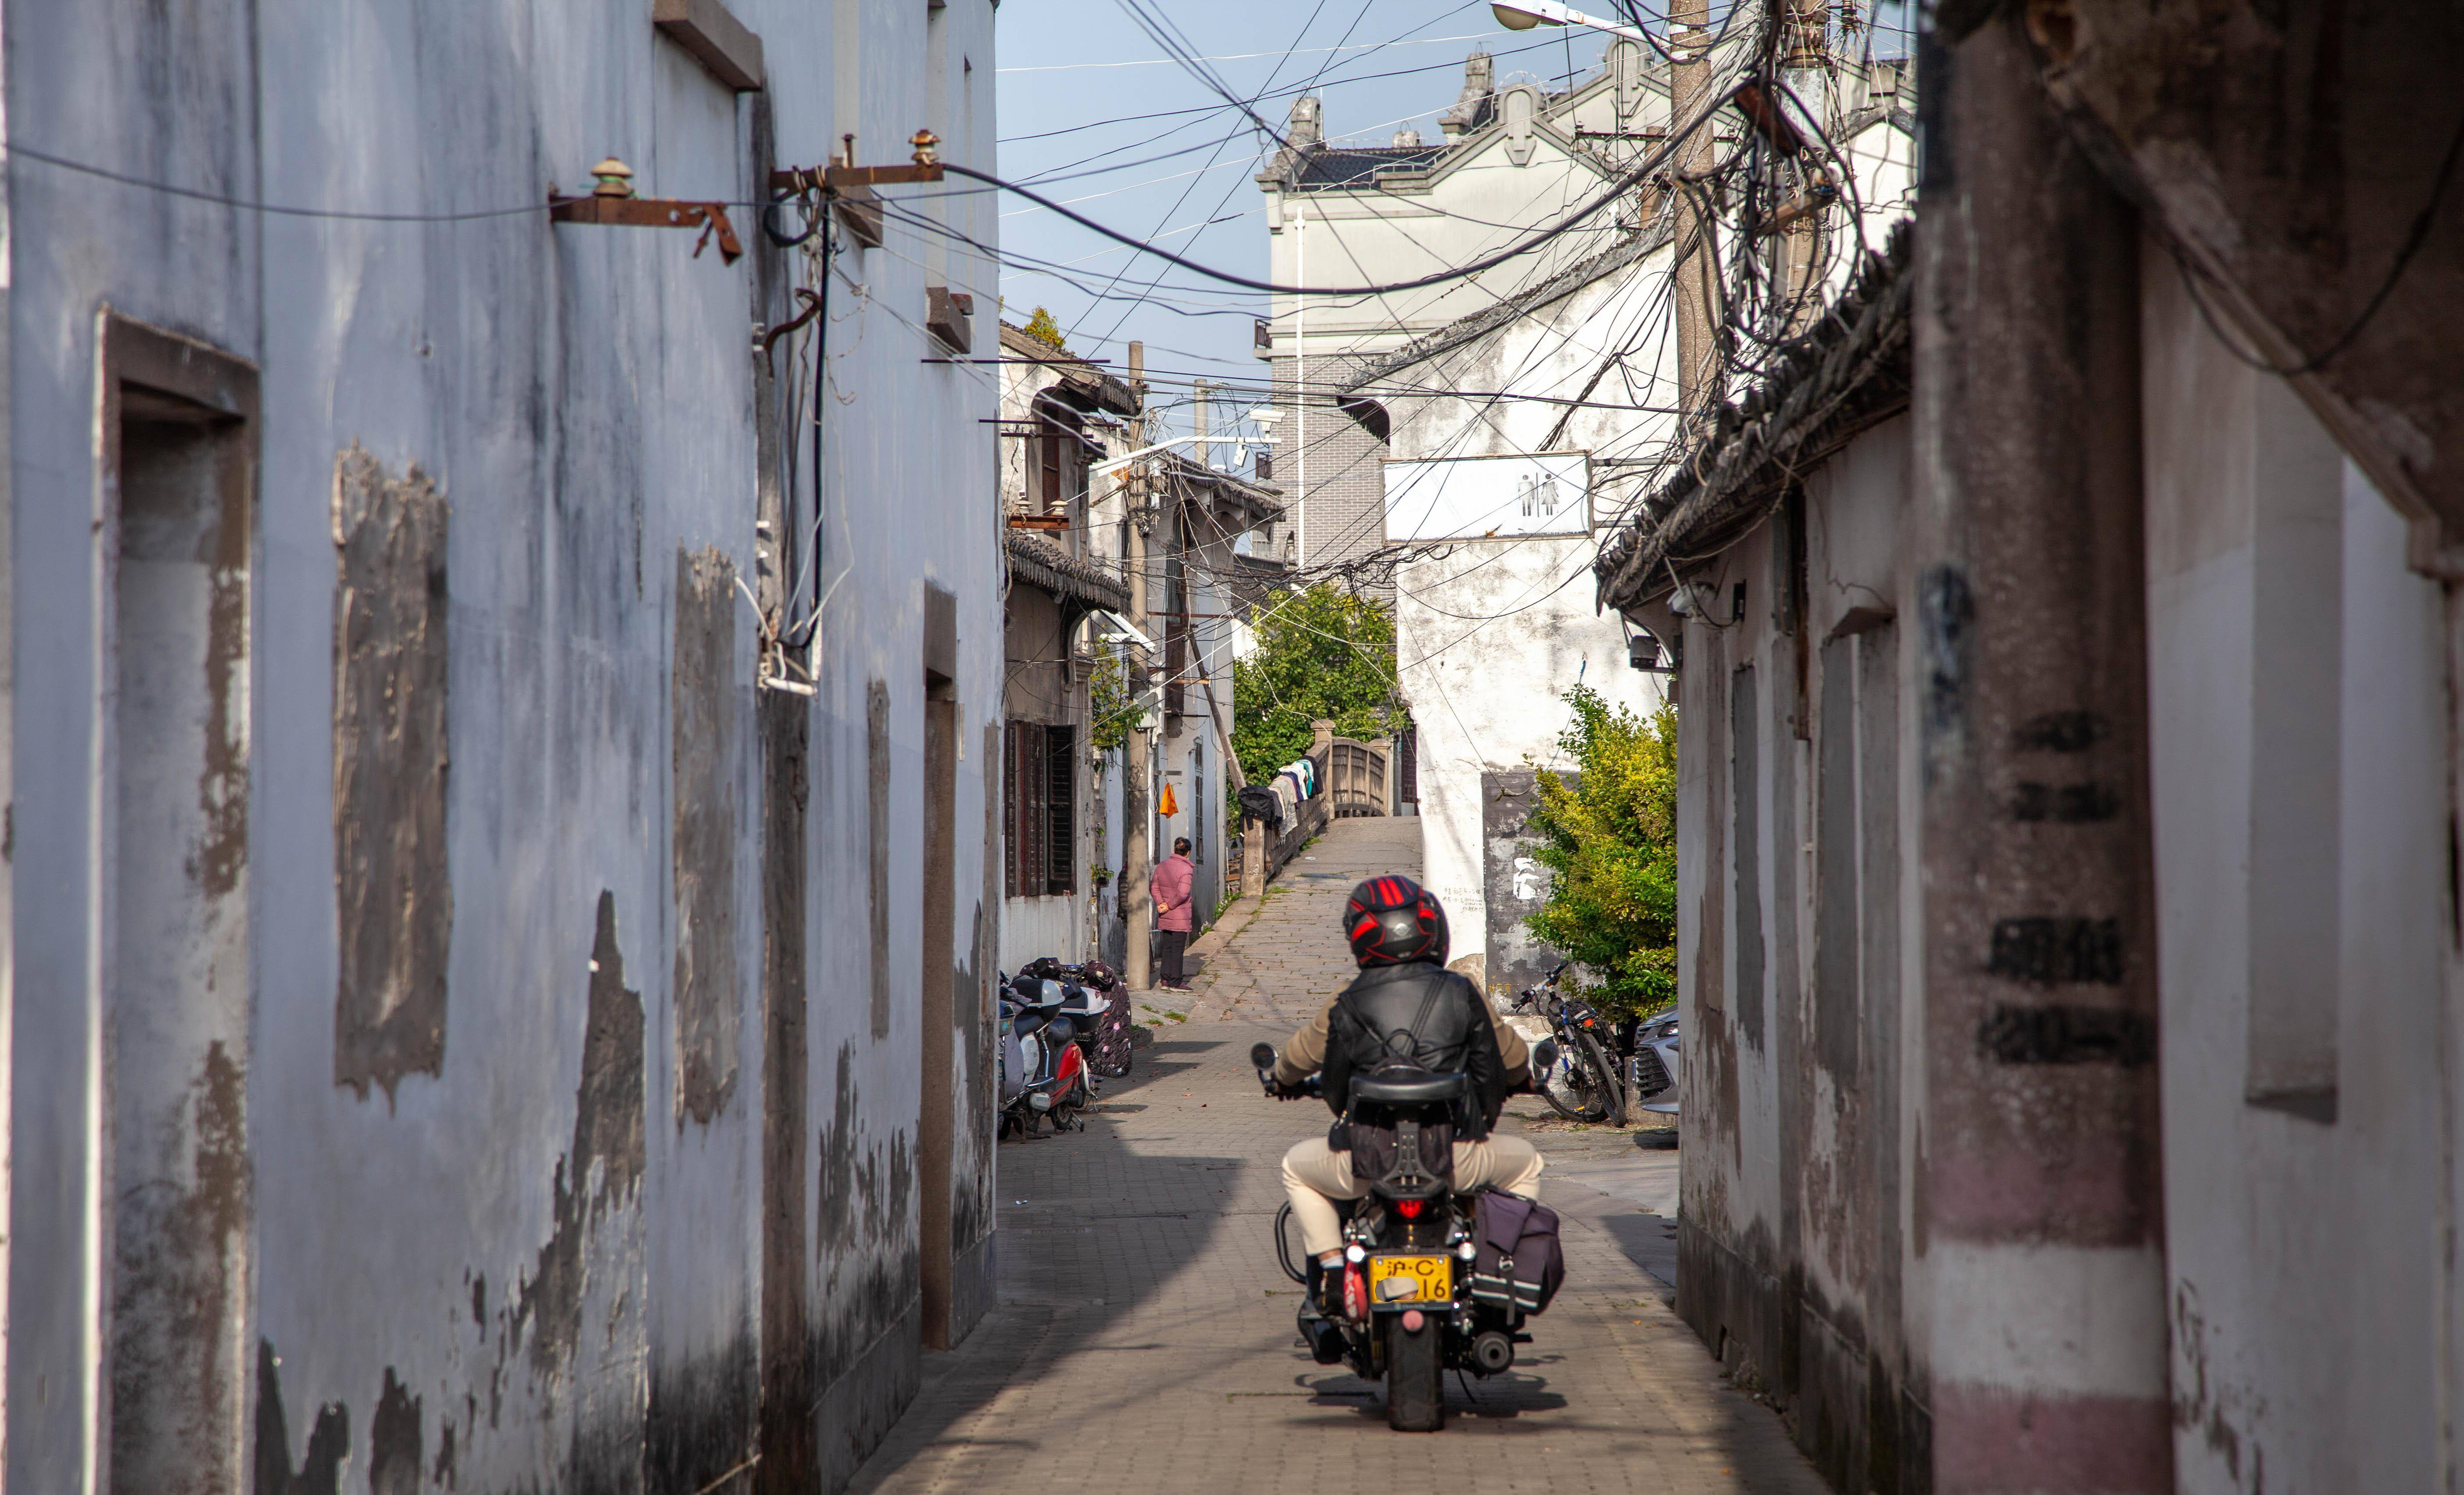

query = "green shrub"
[1522,685,1679,1018]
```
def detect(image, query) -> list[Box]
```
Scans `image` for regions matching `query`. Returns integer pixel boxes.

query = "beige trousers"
[1281,1132,1545,1256]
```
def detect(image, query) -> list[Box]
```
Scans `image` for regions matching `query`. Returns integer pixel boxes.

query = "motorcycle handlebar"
[1248,1041,1320,1100]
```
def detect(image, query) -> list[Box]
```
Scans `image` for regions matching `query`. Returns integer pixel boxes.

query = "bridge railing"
[1237,720,1391,894]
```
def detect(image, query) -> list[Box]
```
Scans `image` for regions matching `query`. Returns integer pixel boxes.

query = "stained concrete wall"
[1660,226,2464,1495]
[5,2,1003,1491]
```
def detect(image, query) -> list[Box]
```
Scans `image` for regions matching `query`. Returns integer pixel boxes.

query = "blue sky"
[990,1,1613,433]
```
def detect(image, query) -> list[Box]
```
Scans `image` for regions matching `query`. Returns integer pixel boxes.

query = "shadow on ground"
[844,1036,1248,1491]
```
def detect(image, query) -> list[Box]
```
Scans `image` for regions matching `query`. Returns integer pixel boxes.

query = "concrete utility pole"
[1122,341,1154,991]
[1669,0,1719,419]
[1910,14,2173,1491]
[1783,0,1832,324]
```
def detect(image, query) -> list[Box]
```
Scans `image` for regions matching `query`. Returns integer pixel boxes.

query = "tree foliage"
[1523,685,1679,1018]
[1021,306,1072,355]
[1086,637,1132,752]
[1230,584,1399,778]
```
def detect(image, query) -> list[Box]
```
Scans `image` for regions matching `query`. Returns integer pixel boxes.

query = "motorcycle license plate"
[1368,1254,1452,1304]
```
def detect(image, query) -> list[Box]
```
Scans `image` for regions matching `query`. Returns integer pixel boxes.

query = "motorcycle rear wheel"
[1384,1316,1446,1431]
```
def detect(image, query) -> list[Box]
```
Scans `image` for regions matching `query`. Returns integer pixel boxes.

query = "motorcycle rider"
[1268,875,1546,1310]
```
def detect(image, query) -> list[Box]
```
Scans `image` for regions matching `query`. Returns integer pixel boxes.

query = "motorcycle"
[998,972,1092,1138]
[1512,964,1627,1126]
[1252,1037,1560,1432]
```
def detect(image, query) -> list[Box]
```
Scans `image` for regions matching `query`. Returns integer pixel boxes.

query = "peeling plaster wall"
[332,447,450,1102]
[1663,417,1920,1492]
[5,2,1003,1492]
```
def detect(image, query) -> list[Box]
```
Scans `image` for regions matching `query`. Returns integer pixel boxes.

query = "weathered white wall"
[2142,246,2454,1493]
[1396,534,1658,990]
[1384,243,1675,992]
[6,2,1003,1490]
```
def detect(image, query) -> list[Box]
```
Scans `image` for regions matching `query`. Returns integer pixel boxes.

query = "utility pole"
[1193,378,1212,471]
[1669,0,1719,420]
[1122,341,1154,991]
[1784,0,1834,326]
[1910,14,2172,1488]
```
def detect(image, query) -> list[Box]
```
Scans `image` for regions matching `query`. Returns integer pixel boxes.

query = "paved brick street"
[848,820,1826,1494]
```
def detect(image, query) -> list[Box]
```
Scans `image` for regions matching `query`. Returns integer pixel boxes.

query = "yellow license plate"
[1368,1254,1452,1304]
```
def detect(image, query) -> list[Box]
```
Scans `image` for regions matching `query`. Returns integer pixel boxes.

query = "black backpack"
[1468,1189,1566,1315]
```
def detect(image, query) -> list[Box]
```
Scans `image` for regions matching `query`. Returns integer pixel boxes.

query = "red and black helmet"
[1344,875,1449,968]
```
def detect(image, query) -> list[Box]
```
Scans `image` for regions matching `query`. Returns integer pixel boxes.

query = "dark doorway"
[101,315,258,1495]
[918,587,959,1348]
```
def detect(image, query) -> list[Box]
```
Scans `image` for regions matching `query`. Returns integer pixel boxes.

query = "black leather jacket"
[1320,962,1513,1140]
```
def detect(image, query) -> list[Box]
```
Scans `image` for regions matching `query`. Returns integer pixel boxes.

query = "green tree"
[1086,637,1132,752]
[1523,685,1680,1018]
[1021,306,1071,355]
[1231,584,1399,778]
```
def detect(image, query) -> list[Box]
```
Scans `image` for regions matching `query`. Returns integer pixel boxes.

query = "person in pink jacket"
[1152,837,1196,990]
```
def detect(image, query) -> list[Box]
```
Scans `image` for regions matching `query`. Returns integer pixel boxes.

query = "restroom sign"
[1382,451,1591,542]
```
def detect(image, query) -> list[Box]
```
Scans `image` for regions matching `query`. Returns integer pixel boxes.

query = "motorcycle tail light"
[1396,1198,1424,1219]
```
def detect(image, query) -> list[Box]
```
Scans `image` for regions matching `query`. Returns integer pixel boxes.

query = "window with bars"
[1005,720,1076,897]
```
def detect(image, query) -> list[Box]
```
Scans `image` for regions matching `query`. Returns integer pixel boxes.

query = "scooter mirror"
[1533,1039,1560,1073]
[1249,1042,1277,1070]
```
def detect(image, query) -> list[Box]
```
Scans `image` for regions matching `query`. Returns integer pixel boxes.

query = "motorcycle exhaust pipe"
[1471,1330,1515,1374]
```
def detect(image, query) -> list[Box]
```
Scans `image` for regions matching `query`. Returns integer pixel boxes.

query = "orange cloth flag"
[1159,782,1180,816]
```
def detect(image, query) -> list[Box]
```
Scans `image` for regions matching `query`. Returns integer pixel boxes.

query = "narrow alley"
[848,819,1825,1493]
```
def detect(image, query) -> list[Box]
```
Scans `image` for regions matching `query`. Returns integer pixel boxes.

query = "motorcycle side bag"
[1468,1189,1566,1315]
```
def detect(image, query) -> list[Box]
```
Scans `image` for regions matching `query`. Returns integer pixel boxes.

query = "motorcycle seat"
[1353,1072,1468,1104]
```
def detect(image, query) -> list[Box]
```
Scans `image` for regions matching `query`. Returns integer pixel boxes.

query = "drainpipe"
[1909,14,2172,1492]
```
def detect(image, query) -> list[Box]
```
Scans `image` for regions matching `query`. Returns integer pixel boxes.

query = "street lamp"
[1490,1,1653,45]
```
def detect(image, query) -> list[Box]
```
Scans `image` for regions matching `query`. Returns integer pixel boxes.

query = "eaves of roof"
[998,323,1142,418]
[1590,219,1914,615]
[1006,531,1131,614]
[1159,451,1287,533]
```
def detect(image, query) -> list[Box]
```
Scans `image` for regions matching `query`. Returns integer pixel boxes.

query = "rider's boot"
[1298,1259,1349,1364]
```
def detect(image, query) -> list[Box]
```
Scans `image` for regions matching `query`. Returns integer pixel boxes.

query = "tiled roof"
[1592,221,1915,614]
[1294,144,1446,189]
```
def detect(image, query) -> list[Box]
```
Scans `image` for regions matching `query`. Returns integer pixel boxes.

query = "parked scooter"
[997,972,1092,1138]
[1018,956,1132,1079]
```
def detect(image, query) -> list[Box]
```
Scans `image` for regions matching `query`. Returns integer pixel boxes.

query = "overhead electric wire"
[949,65,1750,300]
